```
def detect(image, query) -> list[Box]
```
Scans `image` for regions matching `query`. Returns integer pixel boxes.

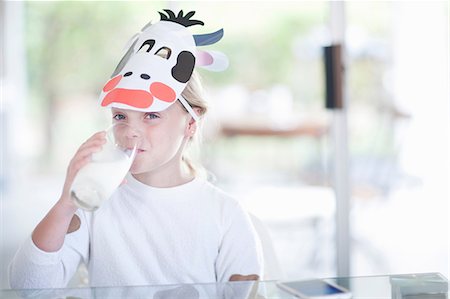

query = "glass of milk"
[70,123,142,211]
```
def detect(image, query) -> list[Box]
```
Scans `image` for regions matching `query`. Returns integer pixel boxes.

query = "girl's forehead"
[111,102,183,116]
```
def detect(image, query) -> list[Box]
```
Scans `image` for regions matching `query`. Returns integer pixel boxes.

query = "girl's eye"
[113,114,126,120]
[145,113,160,120]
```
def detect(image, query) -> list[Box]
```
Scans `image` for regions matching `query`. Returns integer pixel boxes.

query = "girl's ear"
[185,107,201,137]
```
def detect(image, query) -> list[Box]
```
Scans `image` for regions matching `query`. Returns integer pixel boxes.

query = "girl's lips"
[127,148,146,154]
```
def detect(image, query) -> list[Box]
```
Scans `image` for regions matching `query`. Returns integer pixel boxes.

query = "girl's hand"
[60,131,107,205]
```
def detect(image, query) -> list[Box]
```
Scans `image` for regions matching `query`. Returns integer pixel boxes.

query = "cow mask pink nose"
[101,75,176,109]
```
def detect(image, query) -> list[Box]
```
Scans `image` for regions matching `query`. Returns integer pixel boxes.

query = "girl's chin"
[128,163,140,175]
[129,165,152,175]
[129,166,142,175]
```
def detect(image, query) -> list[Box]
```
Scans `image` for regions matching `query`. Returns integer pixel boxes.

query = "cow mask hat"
[99,9,228,121]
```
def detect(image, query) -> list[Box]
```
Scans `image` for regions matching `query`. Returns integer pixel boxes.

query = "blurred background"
[1,0,448,288]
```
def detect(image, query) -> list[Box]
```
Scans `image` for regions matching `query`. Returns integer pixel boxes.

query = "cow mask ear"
[196,50,229,72]
[171,51,195,83]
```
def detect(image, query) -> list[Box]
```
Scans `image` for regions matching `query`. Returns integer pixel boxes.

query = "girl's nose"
[119,127,142,150]
[126,127,143,139]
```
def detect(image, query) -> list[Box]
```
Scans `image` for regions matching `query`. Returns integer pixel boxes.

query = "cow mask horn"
[99,9,228,121]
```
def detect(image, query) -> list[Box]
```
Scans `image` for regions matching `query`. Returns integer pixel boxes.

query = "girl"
[9,10,263,288]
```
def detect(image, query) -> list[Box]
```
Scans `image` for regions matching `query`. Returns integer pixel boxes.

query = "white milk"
[71,143,134,210]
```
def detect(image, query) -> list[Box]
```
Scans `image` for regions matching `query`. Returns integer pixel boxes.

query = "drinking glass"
[71,123,142,211]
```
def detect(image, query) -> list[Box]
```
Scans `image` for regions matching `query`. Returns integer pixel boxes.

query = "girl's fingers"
[69,134,107,174]
[63,155,92,195]
[68,149,100,177]
[77,132,107,153]
[74,144,104,161]
[62,131,107,198]
[72,155,92,173]
[90,130,107,139]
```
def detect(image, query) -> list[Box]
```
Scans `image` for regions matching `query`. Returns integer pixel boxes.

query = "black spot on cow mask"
[99,9,228,115]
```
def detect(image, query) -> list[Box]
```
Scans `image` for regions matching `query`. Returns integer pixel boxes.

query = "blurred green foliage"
[26,2,158,100]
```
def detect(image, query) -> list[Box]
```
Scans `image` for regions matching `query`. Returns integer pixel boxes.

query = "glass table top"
[1,272,447,299]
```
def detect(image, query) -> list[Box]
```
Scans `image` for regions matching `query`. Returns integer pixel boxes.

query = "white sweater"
[9,175,264,288]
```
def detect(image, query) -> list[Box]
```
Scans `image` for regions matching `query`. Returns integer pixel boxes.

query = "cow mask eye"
[138,39,155,53]
[155,47,172,59]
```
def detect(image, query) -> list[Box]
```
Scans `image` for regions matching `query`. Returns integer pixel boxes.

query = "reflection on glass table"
[0,272,447,299]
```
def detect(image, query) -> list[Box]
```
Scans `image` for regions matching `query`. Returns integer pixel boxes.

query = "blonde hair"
[180,71,208,178]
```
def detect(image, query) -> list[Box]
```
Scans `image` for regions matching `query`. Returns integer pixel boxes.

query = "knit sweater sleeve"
[8,210,90,289]
[215,201,264,282]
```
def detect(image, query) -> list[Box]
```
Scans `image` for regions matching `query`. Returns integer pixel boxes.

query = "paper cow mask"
[99,9,228,120]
